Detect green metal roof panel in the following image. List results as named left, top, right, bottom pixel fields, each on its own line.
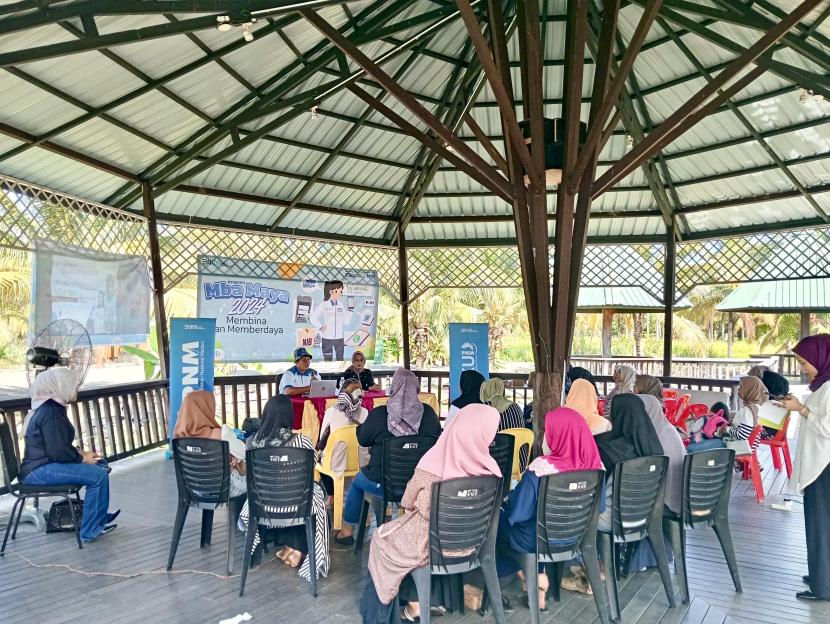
left=578, top=286, right=692, bottom=311
left=716, top=278, right=830, bottom=312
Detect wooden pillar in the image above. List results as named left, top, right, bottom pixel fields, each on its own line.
left=142, top=182, right=169, bottom=378
left=800, top=308, right=811, bottom=339
left=601, top=308, right=614, bottom=358
left=397, top=223, right=411, bottom=369
left=663, top=230, right=675, bottom=377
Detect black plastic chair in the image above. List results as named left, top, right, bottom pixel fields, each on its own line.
left=488, top=433, right=515, bottom=499
left=0, top=421, right=83, bottom=554
left=663, top=448, right=741, bottom=604
left=167, top=438, right=245, bottom=575
left=597, top=455, right=676, bottom=621
left=409, top=475, right=506, bottom=624
left=353, top=434, right=438, bottom=551
left=512, top=470, right=612, bottom=624
left=239, top=446, right=317, bottom=597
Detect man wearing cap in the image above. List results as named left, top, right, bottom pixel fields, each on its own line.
left=279, top=347, right=320, bottom=396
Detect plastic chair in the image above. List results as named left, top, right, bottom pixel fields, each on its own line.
left=597, top=455, right=676, bottom=621
left=488, top=433, right=515, bottom=499
left=663, top=397, right=679, bottom=424
left=760, top=415, right=792, bottom=478
left=734, top=426, right=764, bottom=503
left=0, top=421, right=83, bottom=554
left=499, top=427, right=534, bottom=482
left=671, top=394, right=691, bottom=427
left=513, top=470, right=612, bottom=624
left=167, top=438, right=245, bottom=575
left=314, top=424, right=359, bottom=530
left=662, top=389, right=678, bottom=400
left=597, top=398, right=607, bottom=415
left=678, top=403, right=708, bottom=433
left=353, top=434, right=438, bottom=551
left=663, top=449, right=741, bottom=604
left=408, top=475, right=506, bottom=624
left=240, top=447, right=317, bottom=597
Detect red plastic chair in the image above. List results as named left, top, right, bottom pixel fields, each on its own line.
left=668, top=395, right=690, bottom=428
left=735, top=425, right=764, bottom=503
left=760, top=415, right=793, bottom=478
left=662, top=388, right=678, bottom=400
left=597, top=398, right=607, bottom=415
left=663, top=397, right=679, bottom=424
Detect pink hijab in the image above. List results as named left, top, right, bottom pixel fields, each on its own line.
left=417, top=404, right=501, bottom=480
left=528, top=407, right=604, bottom=476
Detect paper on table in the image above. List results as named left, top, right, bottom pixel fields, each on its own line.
left=757, top=401, right=788, bottom=430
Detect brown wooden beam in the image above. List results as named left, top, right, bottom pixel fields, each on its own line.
left=567, top=0, right=664, bottom=190
left=463, top=113, right=509, bottom=175
left=398, top=223, right=411, bottom=369
left=142, top=182, right=169, bottom=377
left=663, top=227, right=676, bottom=377
left=300, top=5, right=513, bottom=203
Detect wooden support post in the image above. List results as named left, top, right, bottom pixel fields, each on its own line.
left=800, top=308, right=811, bottom=340
left=398, top=224, right=411, bottom=369
left=602, top=309, right=614, bottom=358
left=663, top=229, right=676, bottom=377
left=142, top=181, right=169, bottom=378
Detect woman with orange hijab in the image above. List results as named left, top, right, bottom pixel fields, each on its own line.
left=566, top=378, right=612, bottom=435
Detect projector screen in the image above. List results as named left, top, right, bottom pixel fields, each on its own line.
left=31, top=240, right=152, bottom=345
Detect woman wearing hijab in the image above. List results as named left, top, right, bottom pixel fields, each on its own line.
left=359, top=404, right=502, bottom=623
left=236, top=395, right=330, bottom=582
left=498, top=407, right=604, bottom=608
left=776, top=335, right=830, bottom=601
left=565, top=378, right=612, bottom=435
left=173, top=390, right=247, bottom=498
left=565, top=366, right=599, bottom=396
left=334, top=368, right=441, bottom=546
left=594, top=394, right=664, bottom=532
left=342, top=350, right=381, bottom=391
left=480, top=377, right=525, bottom=430
left=319, top=379, right=370, bottom=474
left=602, top=364, right=637, bottom=418
left=747, top=364, right=770, bottom=380
left=446, top=369, right=485, bottom=425
left=20, top=367, right=119, bottom=543
left=634, top=375, right=664, bottom=404
left=720, top=376, right=767, bottom=452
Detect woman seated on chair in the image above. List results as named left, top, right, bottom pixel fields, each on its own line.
left=565, top=366, right=599, bottom=396
left=688, top=376, right=765, bottom=454
left=497, top=407, right=604, bottom=607
left=359, top=404, right=502, bottom=623
left=318, top=379, right=370, bottom=494
left=565, top=378, right=612, bottom=435
left=446, top=369, right=486, bottom=425
left=480, top=377, right=525, bottom=430
left=20, top=366, right=120, bottom=543
left=602, top=365, right=638, bottom=418
left=173, top=390, right=247, bottom=498
left=334, top=368, right=441, bottom=546
left=634, top=375, right=664, bottom=405
left=341, top=350, right=382, bottom=392
left=237, top=395, right=330, bottom=582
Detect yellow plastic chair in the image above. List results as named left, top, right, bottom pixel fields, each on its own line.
left=314, top=424, right=360, bottom=530
left=499, top=428, right=535, bottom=485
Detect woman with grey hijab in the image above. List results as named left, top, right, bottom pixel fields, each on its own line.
left=334, top=368, right=441, bottom=546
left=638, top=394, right=687, bottom=514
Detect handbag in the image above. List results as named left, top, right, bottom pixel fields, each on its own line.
left=45, top=498, right=84, bottom=533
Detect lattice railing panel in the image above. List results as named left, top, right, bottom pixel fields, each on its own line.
left=676, top=228, right=830, bottom=295
left=407, top=246, right=523, bottom=300
left=159, top=223, right=399, bottom=299
left=0, top=174, right=148, bottom=257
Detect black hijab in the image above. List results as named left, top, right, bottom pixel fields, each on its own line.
left=595, top=394, right=664, bottom=472
left=253, top=395, right=295, bottom=446
left=452, top=370, right=486, bottom=409
left=761, top=370, right=789, bottom=397
left=566, top=366, right=599, bottom=395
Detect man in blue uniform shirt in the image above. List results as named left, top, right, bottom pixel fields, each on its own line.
left=279, top=347, right=320, bottom=396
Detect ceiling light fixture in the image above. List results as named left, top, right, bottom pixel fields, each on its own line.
left=216, top=15, right=232, bottom=32
left=242, top=21, right=254, bottom=42
left=626, top=134, right=634, bottom=150
left=799, top=88, right=811, bottom=104
left=310, top=106, right=319, bottom=121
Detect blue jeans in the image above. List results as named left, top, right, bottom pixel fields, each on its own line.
left=342, top=470, right=381, bottom=527
left=687, top=438, right=726, bottom=454
left=25, top=462, right=110, bottom=541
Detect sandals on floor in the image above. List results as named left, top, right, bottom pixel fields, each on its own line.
left=400, top=605, right=419, bottom=622
left=560, top=574, right=593, bottom=595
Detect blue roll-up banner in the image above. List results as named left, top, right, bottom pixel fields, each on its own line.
left=168, top=318, right=216, bottom=447
left=449, top=323, right=489, bottom=402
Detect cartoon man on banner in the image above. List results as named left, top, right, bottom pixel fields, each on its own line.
left=311, top=279, right=354, bottom=361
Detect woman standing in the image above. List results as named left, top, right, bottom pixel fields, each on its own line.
left=480, top=377, right=525, bottom=430
left=20, top=367, right=119, bottom=543
left=565, top=378, right=611, bottom=435
left=359, top=404, right=502, bottom=623
left=237, top=395, right=329, bottom=582
left=446, top=369, right=485, bottom=425
left=777, top=335, right=830, bottom=602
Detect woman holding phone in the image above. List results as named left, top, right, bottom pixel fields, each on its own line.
left=776, top=335, right=830, bottom=602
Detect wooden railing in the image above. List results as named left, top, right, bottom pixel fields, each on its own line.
left=569, top=356, right=777, bottom=380
left=1, top=370, right=740, bottom=465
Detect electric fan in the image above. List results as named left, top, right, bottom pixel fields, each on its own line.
left=25, top=319, right=93, bottom=387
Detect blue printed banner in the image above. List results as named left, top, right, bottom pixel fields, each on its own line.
left=449, top=323, right=489, bottom=402
left=168, top=317, right=216, bottom=443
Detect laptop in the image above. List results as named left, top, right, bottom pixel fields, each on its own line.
left=308, top=379, right=337, bottom=398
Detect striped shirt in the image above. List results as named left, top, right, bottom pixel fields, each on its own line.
left=726, top=405, right=760, bottom=451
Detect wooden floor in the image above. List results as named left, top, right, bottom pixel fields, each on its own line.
left=1, top=443, right=829, bottom=624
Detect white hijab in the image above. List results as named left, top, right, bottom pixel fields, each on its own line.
left=23, top=366, right=79, bottom=434
left=615, top=365, right=637, bottom=394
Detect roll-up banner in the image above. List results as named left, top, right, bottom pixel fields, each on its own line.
left=168, top=318, right=216, bottom=445
left=449, top=323, right=490, bottom=402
